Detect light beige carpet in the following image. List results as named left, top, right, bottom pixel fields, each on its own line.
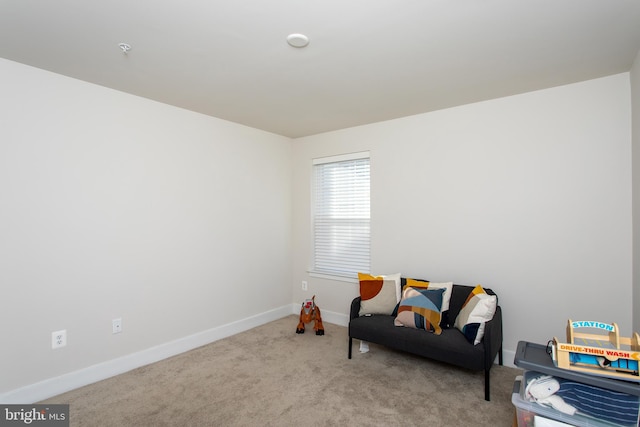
left=41, top=315, right=522, bottom=426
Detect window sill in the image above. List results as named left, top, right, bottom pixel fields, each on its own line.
left=308, top=271, right=358, bottom=284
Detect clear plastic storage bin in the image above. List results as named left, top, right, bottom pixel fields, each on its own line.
left=512, top=373, right=640, bottom=427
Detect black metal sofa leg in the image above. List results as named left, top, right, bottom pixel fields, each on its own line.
left=348, top=337, right=352, bottom=359
left=485, top=369, right=490, bottom=401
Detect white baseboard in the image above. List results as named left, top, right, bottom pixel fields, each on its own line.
left=1, top=305, right=514, bottom=404
left=502, top=348, right=516, bottom=369
left=0, top=305, right=292, bottom=404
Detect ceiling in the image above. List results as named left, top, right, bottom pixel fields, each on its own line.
left=1, top=1, right=640, bottom=138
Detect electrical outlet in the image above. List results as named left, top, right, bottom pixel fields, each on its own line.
left=112, top=318, right=122, bottom=334
left=52, top=330, right=67, bottom=349
left=302, top=281, right=308, bottom=291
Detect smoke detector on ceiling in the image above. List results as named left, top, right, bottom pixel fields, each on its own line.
left=287, top=34, right=309, bottom=48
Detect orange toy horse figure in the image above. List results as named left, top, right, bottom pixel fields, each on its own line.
left=296, top=295, right=325, bottom=335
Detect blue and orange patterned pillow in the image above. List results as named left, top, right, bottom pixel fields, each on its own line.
left=402, top=278, right=453, bottom=327
left=394, top=287, right=445, bottom=334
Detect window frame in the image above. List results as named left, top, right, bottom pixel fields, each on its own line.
left=309, top=151, right=371, bottom=282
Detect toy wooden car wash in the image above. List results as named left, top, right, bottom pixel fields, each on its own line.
left=551, top=319, right=640, bottom=381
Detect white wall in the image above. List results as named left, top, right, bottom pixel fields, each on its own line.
left=0, top=58, right=292, bottom=398
left=292, top=73, right=632, bottom=357
left=632, top=50, right=640, bottom=335
left=1, top=55, right=633, bottom=401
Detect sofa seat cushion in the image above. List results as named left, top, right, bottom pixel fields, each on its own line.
left=349, top=314, right=486, bottom=371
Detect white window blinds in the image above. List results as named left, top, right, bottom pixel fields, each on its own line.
left=312, top=152, right=370, bottom=278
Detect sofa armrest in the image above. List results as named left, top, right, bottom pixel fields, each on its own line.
left=482, top=305, right=503, bottom=369
left=350, top=297, right=362, bottom=320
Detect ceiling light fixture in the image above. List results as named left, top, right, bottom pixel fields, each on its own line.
left=287, top=34, right=309, bottom=48
left=118, top=43, right=131, bottom=54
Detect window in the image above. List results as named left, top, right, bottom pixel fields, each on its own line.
left=311, top=152, right=370, bottom=279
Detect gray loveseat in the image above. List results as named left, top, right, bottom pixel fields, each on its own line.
left=348, top=281, right=503, bottom=401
